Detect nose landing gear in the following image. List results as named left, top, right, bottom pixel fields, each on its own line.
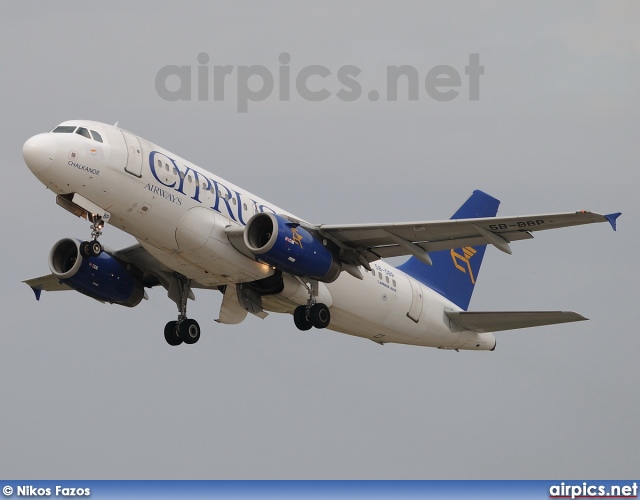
left=79, top=214, right=104, bottom=258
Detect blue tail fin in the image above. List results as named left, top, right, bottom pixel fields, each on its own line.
left=396, top=190, right=500, bottom=310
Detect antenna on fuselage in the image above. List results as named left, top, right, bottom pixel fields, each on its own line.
left=113, top=121, right=119, bottom=127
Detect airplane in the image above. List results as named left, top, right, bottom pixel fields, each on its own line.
left=22, top=120, right=621, bottom=350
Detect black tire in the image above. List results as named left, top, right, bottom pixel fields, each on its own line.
left=293, top=305, right=313, bottom=331
left=90, top=240, right=103, bottom=256
left=164, top=321, right=182, bottom=346
left=80, top=241, right=92, bottom=258
left=180, top=318, right=201, bottom=344
left=311, top=303, right=331, bottom=329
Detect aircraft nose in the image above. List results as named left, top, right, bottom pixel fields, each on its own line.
left=23, top=133, right=57, bottom=173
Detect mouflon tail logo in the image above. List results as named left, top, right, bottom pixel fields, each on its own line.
left=451, top=247, right=477, bottom=284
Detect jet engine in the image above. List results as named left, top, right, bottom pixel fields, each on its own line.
left=244, top=213, right=341, bottom=282
left=48, top=238, right=145, bottom=307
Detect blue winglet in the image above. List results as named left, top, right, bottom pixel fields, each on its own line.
left=604, top=212, right=622, bottom=231
left=31, top=287, right=42, bottom=301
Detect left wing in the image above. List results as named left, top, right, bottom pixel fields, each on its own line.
left=24, top=274, right=73, bottom=300
left=317, top=210, right=621, bottom=267
left=24, top=243, right=181, bottom=301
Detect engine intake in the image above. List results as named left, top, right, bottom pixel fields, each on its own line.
left=244, top=213, right=341, bottom=282
left=49, top=238, right=145, bottom=307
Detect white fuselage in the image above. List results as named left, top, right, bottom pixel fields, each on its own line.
left=24, top=120, right=495, bottom=350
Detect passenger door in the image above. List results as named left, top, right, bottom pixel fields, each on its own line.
left=406, top=278, right=424, bottom=323
left=121, top=130, right=143, bottom=177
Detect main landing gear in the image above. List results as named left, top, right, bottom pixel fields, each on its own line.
left=164, top=318, right=201, bottom=346
left=293, top=303, right=330, bottom=330
left=79, top=214, right=104, bottom=258
left=293, top=279, right=331, bottom=331
left=164, top=274, right=201, bottom=346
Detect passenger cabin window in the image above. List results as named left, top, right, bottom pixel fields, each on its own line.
left=90, top=130, right=103, bottom=143
left=52, top=125, right=77, bottom=133
left=76, top=127, right=91, bottom=139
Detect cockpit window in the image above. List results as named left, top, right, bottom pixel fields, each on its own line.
left=90, top=130, right=103, bottom=143
left=52, top=125, right=77, bottom=133
left=76, top=127, right=91, bottom=139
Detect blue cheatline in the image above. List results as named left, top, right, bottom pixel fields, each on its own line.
left=396, top=190, right=500, bottom=311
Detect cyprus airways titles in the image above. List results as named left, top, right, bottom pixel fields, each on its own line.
left=22, top=120, right=620, bottom=350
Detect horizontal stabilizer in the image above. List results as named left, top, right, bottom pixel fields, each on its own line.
left=445, top=310, right=587, bottom=333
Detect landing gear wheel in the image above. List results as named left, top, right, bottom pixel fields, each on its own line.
left=80, top=240, right=102, bottom=257
left=180, top=318, right=201, bottom=344
left=164, top=321, right=182, bottom=346
left=90, top=240, right=103, bottom=256
left=165, top=274, right=201, bottom=346
left=80, top=241, right=92, bottom=258
left=310, top=303, right=331, bottom=329
left=293, top=305, right=313, bottom=331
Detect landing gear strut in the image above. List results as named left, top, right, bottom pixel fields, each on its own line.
left=79, top=214, right=104, bottom=258
left=293, top=279, right=331, bottom=331
left=164, top=274, right=201, bottom=346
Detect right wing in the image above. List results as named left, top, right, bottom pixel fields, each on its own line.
left=318, top=210, right=621, bottom=267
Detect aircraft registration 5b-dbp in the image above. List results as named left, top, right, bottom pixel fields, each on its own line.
left=22, top=121, right=621, bottom=349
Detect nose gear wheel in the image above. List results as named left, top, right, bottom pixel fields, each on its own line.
left=79, top=214, right=104, bottom=258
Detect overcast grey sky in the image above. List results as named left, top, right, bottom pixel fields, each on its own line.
left=1, top=1, right=638, bottom=479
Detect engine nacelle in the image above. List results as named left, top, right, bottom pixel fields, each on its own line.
left=48, top=238, right=145, bottom=307
left=244, top=213, right=341, bottom=282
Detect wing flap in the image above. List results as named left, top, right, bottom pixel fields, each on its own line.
left=370, top=231, right=534, bottom=259
left=445, top=311, right=587, bottom=333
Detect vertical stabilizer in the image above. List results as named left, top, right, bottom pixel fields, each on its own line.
left=396, top=190, right=500, bottom=310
